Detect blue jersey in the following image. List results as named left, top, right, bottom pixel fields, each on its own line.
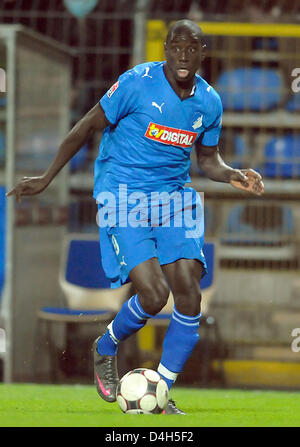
left=93, top=61, right=222, bottom=201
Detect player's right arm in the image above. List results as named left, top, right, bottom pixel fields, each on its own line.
left=6, top=104, right=109, bottom=202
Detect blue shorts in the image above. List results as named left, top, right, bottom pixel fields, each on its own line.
left=97, top=187, right=206, bottom=288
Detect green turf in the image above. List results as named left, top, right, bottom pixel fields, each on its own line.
left=0, top=384, right=299, bottom=427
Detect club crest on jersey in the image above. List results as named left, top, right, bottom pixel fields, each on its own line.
left=145, top=122, right=198, bottom=148
left=107, top=81, right=119, bottom=98
left=192, top=115, right=203, bottom=130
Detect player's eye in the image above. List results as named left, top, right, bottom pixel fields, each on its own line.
left=188, top=47, right=197, bottom=54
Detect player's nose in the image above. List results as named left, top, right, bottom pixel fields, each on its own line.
left=178, top=50, right=188, bottom=62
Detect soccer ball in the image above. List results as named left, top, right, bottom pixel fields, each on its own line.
left=116, top=368, right=169, bottom=414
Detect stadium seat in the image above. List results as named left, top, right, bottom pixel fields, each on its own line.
left=286, top=93, right=300, bottom=112
left=35, top=234, right=131, bottom=381
left=221, top=203, right=294, bottom=246
left=231, top=135, right=248, bottom=170
left=58, top=234, right=131, bottom=311
left=216, top=67, right=284, bottom=111
left=0, top=185, right=6, bottom=301
left=70, top=143, right=88, bottom=172
left=261, top=134, right=300, bottom=178
left=219, top=203, right=297, bottom=267
left=253, top=37, right=278, bottom=51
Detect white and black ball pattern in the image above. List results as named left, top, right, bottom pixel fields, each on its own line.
left=116, top=368, right=169, bottom=414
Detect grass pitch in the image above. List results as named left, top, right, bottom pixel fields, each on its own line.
left=0, top=383, right=299, bottom=427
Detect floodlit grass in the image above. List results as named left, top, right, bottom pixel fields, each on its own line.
left=0, top=384, right=299, bottom=427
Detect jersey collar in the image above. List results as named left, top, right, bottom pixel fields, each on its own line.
left=162, top=62, right=197, bottom=101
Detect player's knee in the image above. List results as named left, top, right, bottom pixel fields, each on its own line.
left=138, top=279, right=170, bottom=315
left=174, top=288, right=202, bottom=316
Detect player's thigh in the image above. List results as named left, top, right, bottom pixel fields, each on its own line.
left=161, top=257, right=203, bottom=317
left=106, top=225, right=170, bottom=314
left=129, top=257, right=170, bottom=314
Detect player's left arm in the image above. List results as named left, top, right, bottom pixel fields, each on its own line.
left=196, top=143, right=264, bottom=196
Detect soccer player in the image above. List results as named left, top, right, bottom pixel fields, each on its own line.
left=7, top=19, right=264, bottom=414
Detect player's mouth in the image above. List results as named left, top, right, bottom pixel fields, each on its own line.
left=176, top=68, right=190, bottom=79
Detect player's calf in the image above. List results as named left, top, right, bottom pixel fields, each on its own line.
left=93, top=293, right=155, bottom=402
left=158, top=306, right=201, bottom=389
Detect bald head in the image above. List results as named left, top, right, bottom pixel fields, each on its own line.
left=166, top=19, right=203, bottom=45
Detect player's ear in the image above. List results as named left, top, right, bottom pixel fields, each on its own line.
left=201, top=43, right=206, bottom=62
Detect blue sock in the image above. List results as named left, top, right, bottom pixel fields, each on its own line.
left=157, top=306, right=201, bottom=389
left=97, top=294, right=153, bottom=356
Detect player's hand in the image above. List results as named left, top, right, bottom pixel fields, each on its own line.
left=229, top=169, right=264, bottom=196
left=6, top=176, right=49, bottom=203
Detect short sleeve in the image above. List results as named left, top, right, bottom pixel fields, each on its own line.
left=100, top=70, right=138, bottom=126
left=201, top=94, right=223, bottom=147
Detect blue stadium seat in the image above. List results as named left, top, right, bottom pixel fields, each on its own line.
left=58, top=235, right=131, bottom=310
left=35, top=234, right=131, bottom=381
left=216, top=67, right=283, bottom=111
left=0, top=185, right=6, bottom=299
left=70, top=143, right=88, bottom=172
left=38, top=307, right=110, bottom=319
left=231, top=134, right=248, bottom=169
left=262, top=134, right=300, bottom=178
left=65, top=238, right=111, bottom=289
left=286, top=93, right=300, bottom=112
left=221, top=204, right=293, bottom=246
left=253, top=37, right=278, bottom=50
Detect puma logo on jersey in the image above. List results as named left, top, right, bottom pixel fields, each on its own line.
left=192, top=115, right=203, bottom=130
left=152, top=101, right=164, bottom=114
left=142, top=67, right=152, bottom=78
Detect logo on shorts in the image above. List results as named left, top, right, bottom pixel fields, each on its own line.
left=120, top=256, right=127, bottom=266
left=145, top=122, right=198, bottom=148
left=111, top=235, right=120, bottom=255
left=107, top=81, right=119, bottom=98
